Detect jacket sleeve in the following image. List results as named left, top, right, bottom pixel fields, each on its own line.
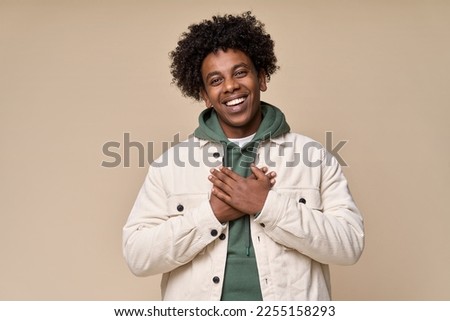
left=254, top=150, right=365, bottom=265
left=122, top=165, right=225, bottom=277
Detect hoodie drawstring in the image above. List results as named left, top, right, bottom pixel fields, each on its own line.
left=245, top=216, right=251, bottom=256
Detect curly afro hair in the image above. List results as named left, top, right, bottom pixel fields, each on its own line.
left=169, top=11, right=278, bottom=101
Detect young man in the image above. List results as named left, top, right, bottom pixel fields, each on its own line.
left=123, top=12, right=364, bottom=300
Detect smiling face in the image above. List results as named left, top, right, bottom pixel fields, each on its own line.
left=200, top=49, right=267, bottom=138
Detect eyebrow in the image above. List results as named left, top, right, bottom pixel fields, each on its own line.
left=204, top=63, right=251, bottom=80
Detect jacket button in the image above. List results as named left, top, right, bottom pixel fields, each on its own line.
left=211, top=229, right=218, bottom=237
left=260, top=223, right=265, bottom=228
left=219, top=233, right=226, bottom=240
left=212, top=276, right=220, bottom=284
left=213, top=152, right=221, bottom=158
left=176, top=204, right=184, bottom=212
left=299, top=198, right=306, bottom=204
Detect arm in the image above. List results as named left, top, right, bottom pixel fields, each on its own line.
left=254, top=150, right=365, bottom=265
left=122, top=166, right=224, bottom=277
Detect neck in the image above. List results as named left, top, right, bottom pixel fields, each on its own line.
left=220, top=112, right=262, bottom=139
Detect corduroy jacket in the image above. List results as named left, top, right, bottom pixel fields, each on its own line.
left=123, top=132, right=364, bottom=300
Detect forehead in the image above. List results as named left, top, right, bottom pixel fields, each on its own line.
left=201, top=49, right=254, bottom=76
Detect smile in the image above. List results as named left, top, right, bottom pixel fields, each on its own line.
left=225, top=97, right=246, bottom=106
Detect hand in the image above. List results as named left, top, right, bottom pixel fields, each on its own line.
left=209, top=166, right=276, bottom=223
left=209, top=164, right=276, bottom=217
left=209, top=193, right=244, bottom=223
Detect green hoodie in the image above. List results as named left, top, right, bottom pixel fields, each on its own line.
left=194, top=102, right=290, bottom=300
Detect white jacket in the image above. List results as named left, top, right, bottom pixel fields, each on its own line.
left=123, top=132, right=364, bottom=300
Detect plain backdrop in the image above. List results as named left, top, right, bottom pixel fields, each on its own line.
left=1, top=0, right=449, bottom=300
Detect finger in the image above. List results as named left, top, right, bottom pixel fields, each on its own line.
left=217, top=166, right=242, bottom=182
left=248, top=166, right=272, bottom=180
left=267, top=171, right=277, bottom=178
left=269, top=178, right=276, bottom=187
left=211, top=186, right=232, bottom=204
left=209, top=168, right=235, bottom=186
left=267, top=171, right=277, bottom=186
left=208, top=174, right=233, bottom=195
left=250, top=164, right=269, bottom=180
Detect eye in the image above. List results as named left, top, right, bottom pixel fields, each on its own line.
left=235, top=70, right=248, bottom=78
left=210, top=77, right=223, bottom=86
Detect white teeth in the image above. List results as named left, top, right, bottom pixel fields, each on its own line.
left=225, top=97, right=245, bottom=106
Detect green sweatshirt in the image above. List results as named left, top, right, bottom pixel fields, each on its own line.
left=194, top=102, right=290, bottom=300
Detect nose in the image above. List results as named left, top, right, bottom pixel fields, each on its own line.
left=223, top=76, right=239, bottom=93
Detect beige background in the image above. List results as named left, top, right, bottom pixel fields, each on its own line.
left=1, top=0, right=449, bottom=300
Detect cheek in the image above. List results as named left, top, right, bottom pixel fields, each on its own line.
left=210, top=90, right=223, bottom=104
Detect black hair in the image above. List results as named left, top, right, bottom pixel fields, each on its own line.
left=169, top=11, right=278, bottom=101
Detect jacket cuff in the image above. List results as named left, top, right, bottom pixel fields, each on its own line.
left=194, top=199, right=227, bottom=236
left=253, top=190, right=283, bottom=230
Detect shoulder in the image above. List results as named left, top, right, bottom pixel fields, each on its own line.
left=150, top=135, right=220, bottom=169
left=272, top=132, right=325, bottom=150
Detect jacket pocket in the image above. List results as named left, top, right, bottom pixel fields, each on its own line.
left=275, top=187, right=322, bottom=211
left=166, top=193, right=209, bottom=217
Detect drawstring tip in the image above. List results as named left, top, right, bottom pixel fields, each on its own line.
left=246, top=247, right=250, bottom=257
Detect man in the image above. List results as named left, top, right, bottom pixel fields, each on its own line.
left=123, top=12, right=364, bottom=300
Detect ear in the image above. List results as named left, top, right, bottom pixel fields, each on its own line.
left=258, top=70, right=268, bottom=92
left=200, top=88, right=213, bottom=108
